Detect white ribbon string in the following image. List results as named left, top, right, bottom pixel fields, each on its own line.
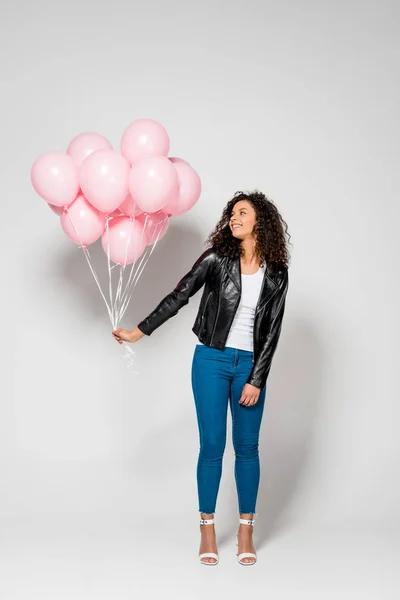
left=116, top=215, right=167, bottom=322
left=64, top=207, right=167, bottom=372
left=66, top=209, right=113, bottom=323
left=105, top=217, right=116, bottom=329
left=112, top=216, right=137, bottom=370
left=113, top=212, right=137, bottom=321
left=114, top=213, right=149, bottom=322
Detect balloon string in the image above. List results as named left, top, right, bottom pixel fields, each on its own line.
left=117, top=215, right=167, bottom=322
left=112, top=213, right=136, bottom=323
left=105, top=217, right=116, bottom=329
left=116, top=246, right=150, bottom=323
left=131, top=216, right=167, bottom=291
left=117, top=202, right=142, bottom=304
left=116, top=213, right=149, bottom=312
left=66, top=209, right=134, bottom=366
left=114, top=213, right=150, bottom=323
left=116, top=216, right=152, bottom=321
left=66, top=209, right=113, bottom=323
left=64, top=207, right=166, bottom=371
left=133, top=216, right=167, bottom=291
left=114, top=263, right=125, bottom=323
left=113, top=204, right=149, bottom=372
left=113, top=210, right=137, bottom=322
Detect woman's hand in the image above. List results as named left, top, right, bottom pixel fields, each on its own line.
left=112, top=326, right=145, bottom=345
left=239, top=383, right=261, bottom=406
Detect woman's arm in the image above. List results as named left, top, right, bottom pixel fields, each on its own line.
left=246, top=268, right=289, bottom=389
left=136, top=247, right=216, bottom=336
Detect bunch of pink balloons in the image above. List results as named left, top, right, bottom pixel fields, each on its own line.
left=31, top=119, right=202, bottom=265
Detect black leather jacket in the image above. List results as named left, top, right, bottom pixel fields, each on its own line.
left=138, top=247, right=289, bottom=390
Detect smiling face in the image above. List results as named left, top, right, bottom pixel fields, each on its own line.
left=229, top=200, right=257, bottom=240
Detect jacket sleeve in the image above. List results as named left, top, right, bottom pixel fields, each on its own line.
left=137, top=247, right=216, bottom=336
left=247, top=268, right=289, bottom=389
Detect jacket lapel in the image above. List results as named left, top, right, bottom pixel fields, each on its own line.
left=225, top=255, right=277, bottom=313
left=226, top=256, right=241, bottom=292
left=255, top=268, right=278, bottom=314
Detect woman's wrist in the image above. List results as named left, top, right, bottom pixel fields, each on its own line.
left=131, top=326, right=145, bottom=341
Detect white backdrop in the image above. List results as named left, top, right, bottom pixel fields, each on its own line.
left=2, top=0, right=399, bottom=598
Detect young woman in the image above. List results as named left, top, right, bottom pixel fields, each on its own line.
left=113, top=190, right=291, bottom=566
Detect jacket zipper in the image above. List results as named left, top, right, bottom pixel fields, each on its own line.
left=201, top=291, right=212, bottom=330
left=252, top=271, right=278, bottom=364
left=219, top=294, right=241, bottom=348
left=209, top=278, right=222, bottom=345
left=270, top=283, right=287, bottom=325
left=253, top=282, right=286, bottom=364
left=252, top=271, right=267, bottom=362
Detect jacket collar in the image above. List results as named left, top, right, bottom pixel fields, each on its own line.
left=225, top=255, right=277, bottom=312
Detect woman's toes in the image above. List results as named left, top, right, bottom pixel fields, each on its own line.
left=201, top=557, right=216, bottom=564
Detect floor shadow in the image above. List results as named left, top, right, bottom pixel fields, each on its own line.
left=254, top=320, right=324, bottom=545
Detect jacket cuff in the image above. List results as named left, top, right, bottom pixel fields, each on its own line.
left=247, top=374, right=267, bottom=390
left=247, top=363, right=271, bottom=389
left=137, top=321, right=153, bottom=336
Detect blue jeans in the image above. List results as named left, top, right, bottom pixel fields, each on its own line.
left=191, top=344, right=267, bottom=514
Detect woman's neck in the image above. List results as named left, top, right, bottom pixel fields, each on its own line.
left=240, top=238, right=259, bottom=266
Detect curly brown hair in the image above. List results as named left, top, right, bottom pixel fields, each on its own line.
left=206, top=190, right=292, bottom=268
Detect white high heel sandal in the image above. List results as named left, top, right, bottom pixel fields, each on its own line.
left=236, top=517, right=257, bottom=565
left=199, top=516, right=219, bottom=565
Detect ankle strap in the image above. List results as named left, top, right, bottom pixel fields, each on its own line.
left=200, top=518, right=214, bottom=525
left=239, top=518, right=255, bottom=526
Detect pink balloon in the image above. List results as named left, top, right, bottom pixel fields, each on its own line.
left=163, top=157, right=202, bottom=216
left=61, top=194, right=107, bottom=245
left=108, top=209, right=123, bottom=218
left=67, top=132, right=112, bottom=167
left=101, top=216, right=147, bottom=266
left=48, top=203, right=63, bottom=216
left=31, top=152, right=79, bottom=207
left=120, top=119, right=170, bottom=165
left=79, top=149, right=130, bottom=213
left=138, top=211, right=169, bottom=245
left=118, top=194, right=144, bottom=217
left=128, top=156, right=179, bottom=213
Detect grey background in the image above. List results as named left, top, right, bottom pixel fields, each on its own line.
left=1, top=0, right=399, bottom=597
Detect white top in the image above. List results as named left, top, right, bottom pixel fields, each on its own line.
left=197, top=264, right=265, bottom=352
left=225, top=264, right=265, bottom=352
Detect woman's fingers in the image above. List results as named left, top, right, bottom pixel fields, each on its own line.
left=239, top=383, right=260, bottom=406
left=112, top=330, right=124, bottom=344
left=240, top=394, right=250, bottom=406
left=239, top=394, right=259, bottom=406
